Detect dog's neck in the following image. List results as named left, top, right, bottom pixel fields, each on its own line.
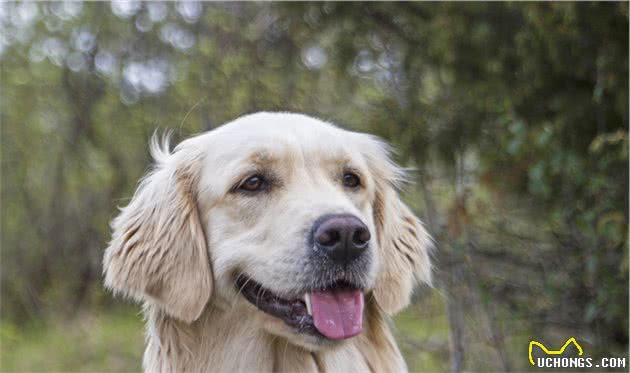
left=141, top=298, right=407, bottom=372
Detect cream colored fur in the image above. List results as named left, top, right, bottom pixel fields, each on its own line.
left=103, top=112, right=432, bottom=373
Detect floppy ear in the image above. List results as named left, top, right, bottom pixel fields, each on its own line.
left=103, top=137, right=213, bottom=323
left=362, top=136, right=433, bottom=315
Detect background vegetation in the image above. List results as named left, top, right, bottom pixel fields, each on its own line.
left=1, top=2, right=628, bottom=372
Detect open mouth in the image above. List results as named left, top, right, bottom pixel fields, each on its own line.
left=235, top=275, right=365, bottom=340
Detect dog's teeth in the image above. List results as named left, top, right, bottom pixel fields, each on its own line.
left=304, top=293, right=312, bottom=315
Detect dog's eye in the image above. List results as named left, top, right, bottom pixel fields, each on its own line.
left=239, top=175, right=266, bottom=192
left=343, top=172, right=361, bottom=189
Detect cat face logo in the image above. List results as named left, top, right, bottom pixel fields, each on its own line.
left=528, top=337, right=584, bottom=366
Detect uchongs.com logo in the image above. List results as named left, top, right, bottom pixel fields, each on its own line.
left=528, top=337, right=627, bottom=369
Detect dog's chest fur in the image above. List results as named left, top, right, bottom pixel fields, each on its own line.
left=142, top=300, right=407, bottom=373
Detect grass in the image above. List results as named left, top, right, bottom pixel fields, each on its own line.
left=1, top=307, right=144, bottom=372
left=394, top=293, right=451, bottom=372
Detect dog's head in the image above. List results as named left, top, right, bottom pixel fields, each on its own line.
left=103, top=112, right=432, bottom=349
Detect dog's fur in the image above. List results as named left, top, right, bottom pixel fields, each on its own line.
left=103, top=112, right=432, bottom=372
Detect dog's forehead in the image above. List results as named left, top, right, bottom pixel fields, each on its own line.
left=205, top=112, right=359, bottom=160
left=220, top=112, right=346, bottom=140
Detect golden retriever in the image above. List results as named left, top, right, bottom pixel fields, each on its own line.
left=103, top=112, right=432, bottom=372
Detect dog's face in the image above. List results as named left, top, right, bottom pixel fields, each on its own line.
left=104, top=112, right=432, bottom=350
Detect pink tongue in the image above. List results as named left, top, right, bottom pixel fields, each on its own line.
left=310, top=289, right=364, bottom=340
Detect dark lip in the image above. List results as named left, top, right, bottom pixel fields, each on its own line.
left=234, top=274, right=361, bottom=339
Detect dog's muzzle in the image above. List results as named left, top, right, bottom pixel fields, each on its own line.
left=235, top=214, right=373, bottom=341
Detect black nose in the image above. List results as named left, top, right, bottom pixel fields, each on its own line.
left=312, top=214, right=371, bottom=265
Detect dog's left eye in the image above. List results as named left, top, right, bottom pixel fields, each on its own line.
left=239, top=175, right=267, bottom=192
left=343, top=172, right=361, bottom=188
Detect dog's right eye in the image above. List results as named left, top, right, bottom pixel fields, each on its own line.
left=342, top=172, right=361, bottom=189
left=238, top=175, right=267, bottom=192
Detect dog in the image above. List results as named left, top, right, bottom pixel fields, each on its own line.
left=103, top=112, right=432, bottom=372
